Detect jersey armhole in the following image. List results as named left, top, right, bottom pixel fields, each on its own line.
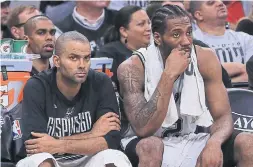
left=133, top=50, right=145, bottom=70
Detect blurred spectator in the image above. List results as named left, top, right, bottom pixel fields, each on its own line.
left=40, top=1, right=75, bottom=24
left=246, top=55, right=253, bottom=90
left=7, top=5, right=40, bottom=40
left=225, top=1, right=245, bottom=30
left=190, top=0, right=253, bottom=83
left=39, top=1, right=66, bottom=14
left=96, top=5, right=151, bottom=92
left=242, top=0, right=253, bottom=16
left=1, top=0, right=12, bottom=39
left=108, top=0, right=126, bottom=11
left=56, top=1, right=117, bottom=57
left=146, top=1, right=232, bottom=88
left=108, top=0, right=148, bottom=11
left=24, top=15, right=55, bottom=75
left=236, top=4, right=253, bottom=36
left=128, top=0, right=148, bottom=8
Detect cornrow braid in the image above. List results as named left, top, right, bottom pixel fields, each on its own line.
left=152, top=4, right=190, bottom=35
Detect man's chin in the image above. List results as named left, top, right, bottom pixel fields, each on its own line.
left=40, top=52, right=53, bottom=59
left=74, top=78, right=87, bottom=84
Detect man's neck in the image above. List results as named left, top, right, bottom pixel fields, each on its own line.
left=197, top=20, right=226, bottom=36
left=32, top=58, right=50, bottom=73
left=56, top=71, right=81, bottom=101
left=76, top=5, right=104, bottom=22
left=27, top=47, right=50, bottom=72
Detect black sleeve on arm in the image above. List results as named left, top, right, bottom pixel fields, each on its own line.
left=21, top=78, right=48, bottom=142
left=246, top=55, right=253, bottom=90
left=221, top=66, right=233, bottom=88
left=95, top=73, right=120, bottom=149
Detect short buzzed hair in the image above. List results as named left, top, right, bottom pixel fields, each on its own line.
left=24, top=15, right=50, bottom=36
left=7, top=5, right=37, bottom=29
left=55, top=31, right=90, bottom=56
left=189, top=1, right=204, bottom=19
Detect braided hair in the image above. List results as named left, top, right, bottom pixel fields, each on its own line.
left=152, top=4, right=190, bottom=35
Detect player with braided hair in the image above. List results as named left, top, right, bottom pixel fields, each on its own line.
left=118, top=4, right=253, bottom=167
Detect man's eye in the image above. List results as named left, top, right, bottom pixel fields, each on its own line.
left=37, top=31, right=45, bottom=35
left=85, top=56, right=90, bottom=61
left=173, top=33, right=180, bottom=38
left=50, top=30, right=56, bottom=36
left=186, top=31, right=192, bottom=36
left=70, top=57, right=77, bottom=61
left=138, top=22, right=145, bottom=26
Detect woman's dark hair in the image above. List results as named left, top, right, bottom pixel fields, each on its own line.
left=104, top=5, right=142, bottom=44
left=152, top=4, right=190, bottom=35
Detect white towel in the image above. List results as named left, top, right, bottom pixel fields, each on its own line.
left=140, top=44, right=213, bottom=128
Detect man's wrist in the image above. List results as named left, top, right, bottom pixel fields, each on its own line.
left=207, top=137, right=223, bottom=148
left=55, top=138, right=65, bottom=154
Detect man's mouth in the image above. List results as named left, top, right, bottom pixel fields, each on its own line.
left=75, top=72, right=87, bottom=77
left=44, top=44, right=54, bottom=51
left=218, top=7, right=226, bottom=12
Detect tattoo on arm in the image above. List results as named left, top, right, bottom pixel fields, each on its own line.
left=118, top=63, right=161, bottom=129
left=135, top=89, right=161, bottom=127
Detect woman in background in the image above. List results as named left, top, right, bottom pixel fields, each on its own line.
left=236, top=4, right=253, bottom=35
left=96, top=5, right=151, bottom=92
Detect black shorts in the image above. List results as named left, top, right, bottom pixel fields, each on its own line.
left=124, top=131, right=240, bottom=167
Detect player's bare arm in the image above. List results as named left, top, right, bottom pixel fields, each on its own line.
left=118, top=48, right=190, bottom=137
left=197, top=46, right=233, bottom=145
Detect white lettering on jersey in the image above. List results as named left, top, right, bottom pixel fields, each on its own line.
left=47, top=111, right=92, bottom=137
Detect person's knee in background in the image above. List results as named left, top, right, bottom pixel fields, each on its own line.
left=136, top=136, right=164, bottom=167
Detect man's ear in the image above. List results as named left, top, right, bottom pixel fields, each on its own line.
left=153, top=32, right=162, bottom=46
left=194, top=10, right=204, bottom=21
left=23, top=35, right=28, bottom=40
left=53, top=54, right=60, bottom=67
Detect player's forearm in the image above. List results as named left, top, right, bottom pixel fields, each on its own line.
left=57, top=137, right=108, bottom=155
left=59, top=131, right=97, bottom=140
left=208, top=113, right=233, bottom=146
left=133, top=72, right=176, bottom=137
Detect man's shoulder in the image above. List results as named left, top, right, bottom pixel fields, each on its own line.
left=55, top=14, right=74, bottom=32
left=87, top=69, right=111, bottom=84
left=226, top=29, right=252, bottom=39
left=195, top=45, right=222, bottom=79
left=193, top=39, right=209, bottom=48
left=195, top=45, right=216, bottom=62
left=105, top=8, right=118, bottom=22
left=99, top=41, right=121, bottom=53
left=24, top=76, right=45, bottom=94
left=117, top=55, right=145, bottom=83
left=28, top=68, right=55, bottom=89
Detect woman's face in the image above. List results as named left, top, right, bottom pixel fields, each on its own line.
left=124, top=10, right=151, bottom=49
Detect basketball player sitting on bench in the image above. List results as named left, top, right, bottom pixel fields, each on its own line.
left=118, top=5, right=253, bottom=167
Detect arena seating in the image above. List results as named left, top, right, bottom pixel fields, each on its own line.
left=227, top=88, right=253, bottom=133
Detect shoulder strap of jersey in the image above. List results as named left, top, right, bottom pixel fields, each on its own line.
left=133, top=50, right=146, bottom=69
